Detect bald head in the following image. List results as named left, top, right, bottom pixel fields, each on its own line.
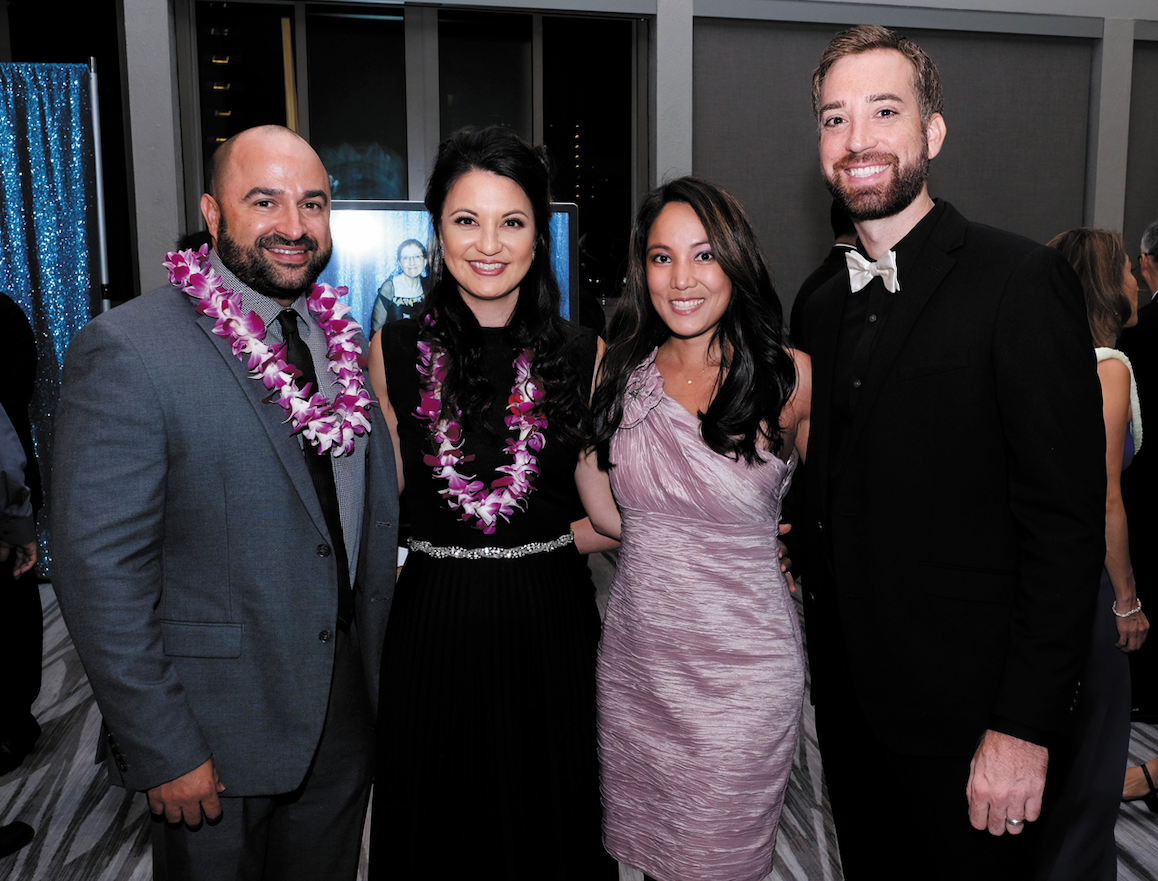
left=207, top=125, right=325, bottom=202
left=200, top=125, right=333, bottom=302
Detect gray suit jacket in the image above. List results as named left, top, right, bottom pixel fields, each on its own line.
left=51, top=282, right=399, bottom=794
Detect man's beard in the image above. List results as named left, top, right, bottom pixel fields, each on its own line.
left=215, top=215, right=332, bottom=300
left=824, top=136, right=930, bottom=222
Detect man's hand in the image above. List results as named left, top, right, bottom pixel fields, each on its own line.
left=778, top=522, right=795, bottom=594
left=146, top=757, right=225, bottom=826
left=966, top=730, right=1047, bottom=835
left=0, top=539, right=37, bottom=579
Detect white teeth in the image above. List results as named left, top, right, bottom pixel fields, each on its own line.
left=471, top=262, right=503, bottom=270
left=847, top=165, right=888, bottom=178
left=671, top=299, right=705, bottom=310
left=270, top=248, right=303, bottom=254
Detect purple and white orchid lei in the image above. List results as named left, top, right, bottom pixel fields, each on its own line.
left=164, top=245, right=373, bottom=456
left=415, top=326, right=547, bottom=534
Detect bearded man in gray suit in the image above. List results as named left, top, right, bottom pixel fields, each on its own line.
left=52, top=125, right=399, bottom=880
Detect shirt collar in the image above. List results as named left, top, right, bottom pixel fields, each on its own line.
left=853, top=198, right=947, bottom=280
left=208, top=250, right=310, bottom=340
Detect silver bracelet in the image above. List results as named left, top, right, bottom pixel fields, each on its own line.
left=407, top=531, right=575, bottom=560
left=1113, top=597, right=1142, bottom=618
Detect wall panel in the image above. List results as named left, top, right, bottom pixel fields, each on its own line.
left=1125, top=40, right=1158, bottom=252
left=693, top=17, right=1092, bottom=313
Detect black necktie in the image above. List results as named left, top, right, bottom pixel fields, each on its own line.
left=275, top=309, right=353, bottom=629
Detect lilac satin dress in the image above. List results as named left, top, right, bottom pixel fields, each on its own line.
left=597, top=352, right=804, bottom=881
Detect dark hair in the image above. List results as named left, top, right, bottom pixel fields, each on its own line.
left=418, top=126, right=588, bottom=443
left=1047, top=227, right=1133, bottom=347
left=396, top=238, right=427, bottom=264
left=812, top=24, right=943, bottom=126
left=591, top=175, right=796, bottom=465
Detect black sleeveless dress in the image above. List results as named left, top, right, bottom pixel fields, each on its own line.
left=370, top=319, right=614, bottom=878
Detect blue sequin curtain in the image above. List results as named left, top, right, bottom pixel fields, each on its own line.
left=0, top=63, right=97, bottom=573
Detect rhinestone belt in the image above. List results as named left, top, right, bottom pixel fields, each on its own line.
left=407, top=531, right=575, bottom=560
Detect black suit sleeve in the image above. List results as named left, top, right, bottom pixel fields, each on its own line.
left=987, top=246, right=1106, bottom=744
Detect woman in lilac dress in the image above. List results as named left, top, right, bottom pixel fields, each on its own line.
left=578, top=176, right=810, bottom=881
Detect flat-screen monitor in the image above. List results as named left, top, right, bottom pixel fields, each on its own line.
left=319, top=200, right=579, bottom=336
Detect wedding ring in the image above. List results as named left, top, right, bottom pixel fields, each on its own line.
left=1006, top=818, right=1025, bottom=827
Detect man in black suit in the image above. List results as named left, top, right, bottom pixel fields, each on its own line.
left=1122, top=221, right=1158, bottom=719
left=798, top=25, right=1105, bottom=880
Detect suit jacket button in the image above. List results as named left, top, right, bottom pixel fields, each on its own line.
left=317, top=544, right=331, bottom=557
left=318, top=630, right=332, bottom=643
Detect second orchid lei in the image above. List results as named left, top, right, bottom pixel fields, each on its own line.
left=165, top=245, right=373, bottom=456
left=415, top=321, right=547, bottom=534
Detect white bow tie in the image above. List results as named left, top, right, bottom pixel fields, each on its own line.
left=846, top=249, right=900, bottom=293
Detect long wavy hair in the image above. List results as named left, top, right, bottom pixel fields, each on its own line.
left=417, top=126, right=589, bottom=444
left=1047, top=227, right=1134, bottom=347
left=591, top=175, right=796, bottom=465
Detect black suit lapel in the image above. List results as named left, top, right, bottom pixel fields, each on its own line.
left=804, top=273, right=848, bottom=515
left=831, top=206, right=965, bottom=482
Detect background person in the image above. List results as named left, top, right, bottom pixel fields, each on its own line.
left=1038, top=227, right=1147, bottom=880
left=369, top=238, right=432, bottom=333
left=1121, top=221, right=1158, bottom=723
left=0, top=402, right=37, bottom=859
left=0, top=292, right=43, bottom=777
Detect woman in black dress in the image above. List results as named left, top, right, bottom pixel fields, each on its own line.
left=366, top=126, right=616, bottom=878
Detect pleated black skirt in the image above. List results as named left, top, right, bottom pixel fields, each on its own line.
left=369, top=544, right=616, bottom=878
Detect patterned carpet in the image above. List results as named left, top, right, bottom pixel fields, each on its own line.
left=1, top=575, right=1156, bottom=880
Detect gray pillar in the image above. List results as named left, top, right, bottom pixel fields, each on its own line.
left=1086, top=17, right=1135, bottom=230
left=122, top=0, right=184, bottom=297
left=655, top=0, right=693, bottom=181
left=405, top=5, right=440, bottom=202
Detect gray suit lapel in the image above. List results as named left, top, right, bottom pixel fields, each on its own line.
left=193, top=310, right=332, bottom=541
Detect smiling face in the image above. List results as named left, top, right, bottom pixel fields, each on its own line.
left=818, top=48, right=945, bottom=222
left=646, top=202, right=732, bottom=341
left=399, top=243, right=426, bottom=279
left=439, top=169, right=536, bottom=326
left=201, top=128, right=332, bottom=303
